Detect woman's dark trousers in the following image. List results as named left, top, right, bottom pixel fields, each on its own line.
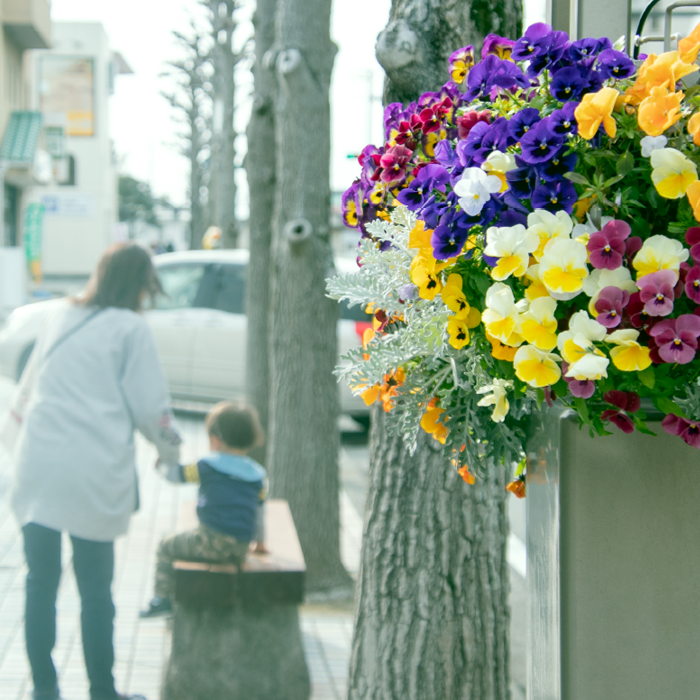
left=22, top=522, right=117, bottom=700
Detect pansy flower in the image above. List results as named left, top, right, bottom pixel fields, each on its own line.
left=482, top=150, right=517, bottom=191
left=549, top=102, right=579, bottom=137
left=410, top=251, right=442, bottom=300
left=531, top=180, right=577, bottom=213
left=561, top=361, right=596, bottom=398
left=550, top=66, right=588, bottom=102
left=511, top=23, right=552, bottom=61
left=685, top=266, right=700, bottom=303
left=574, top=87, right=619, bottom=140
left=464, top=54, right=530, bottom=102
left=640, top=135, right=667, bottom=157
left=651, top=147, right=698, bottom=199
left=527, top=209, right=573, bottom=260
left=513, top=345, right=562, bottom=387
left=686, top=227, right=700, bottom=263
left=536, top=149, right=577, bottom=183
left=477, top=378, right=513, bottom=422
left=431, top=222, right=471, bottom=261
left=539, top=238, right=589, bottom=299
left=596, top=49, right=635, bottom=80
left=638, top=86, right=684, bottom=137
left=447, top=316, right=471, bottom=349
left=441, top=274, right=470, bottom=319
left=633, top=234, right=690, bottom=278
left=567, top=37, right=610, bottom=61
left=558, top=310, right=609, bottom=380
left=688, top=113, right=700, bottom=147
left=520, top=119, right=563, bottom=164
left=456, top=110, right=492, bottom=139
left=508, top=108, right=541, bottom=142
left=506, top=162, right=539, bottom=200
left=521, top=296, right=558, bottom=351
left=341, top=181, right=361, bottom=228
left=607, top=329, right=652, bottom=371
left=594, top=286, right=629, bottom=327
left=662, top=414, right=700, bottom=448
left=483, top=224, right=539, bottom=280
left=636, top=269, right=678, bottom=316
left=626, top=292, right=652, bottom=328
left=482, top=283, right=523, bottom=345
left=420, top=398, right=449, bottom=444
left=601, top=390, right=641, bottom=434
left=687, top=180, right=700, bottom=222
left=449, top=46, right=475, bottom=84
left=587, top=219, right=630, bottom=270
left=453, top=167, right=502, bottom=216
left=482, top=34, right=515, bottom=60
left=378, top=144, right=414, bottom=184
left=649, top=314, right=700, bottom=364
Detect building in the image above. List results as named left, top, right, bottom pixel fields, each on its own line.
left=25, top=22, right=131, bottom=288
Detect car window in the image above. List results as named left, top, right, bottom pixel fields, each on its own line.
left=154, top=264, right=206, bottom=310
left=339, top=298, right=371, bottom=322
left=211, top=264, right=247, bottom=314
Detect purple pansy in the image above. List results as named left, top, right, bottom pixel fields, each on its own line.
left=662, top=414, right=700, bottom=448
left=649, top=314, right=700, bottom=364
left=398, top=283, right=419, bottom=302
left=456, top=110, right=492, bottom=140
left=341, top=181, right=361, bottom=229
left=506, top=158, right=539, bottom=199
left=601, top=390, right=640, bottom=434
left=464, top=55, right=530, bottom=102
left=594, top=286, right=630, bottom=328
left=566, top=37, right=611, bottom=62
left=520, top=119, right=563, bottom=164
left=482, top=34, right=515, bottom=60
left=637, top=269, right=678, bottom=317
left=685, top=266, right=700, bottom=303
left=524, top=31, right=570, bottom=78
left=549, top=102, right=579, bottom=136
left=685, top=227, right=700, bottom=263
left=511, top=23, right=552, bottom=60
left=561, top=363, right=596, bottom=398
left=587, top=219, right=630, bottom=270
left=537, top=149, right=577, bottom=181
left=531, top=179, right=577, bottom=213
left=508, top=108, right=541, bottom=142
left=550, top=66, right=588, bottom=101
left=596, top=49, right=636, bottom=80
left=626, top=292, right=651, bottom=329
left=625, top=236, right=643, bottom=260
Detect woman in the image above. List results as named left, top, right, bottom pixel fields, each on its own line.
left=10, top=243, right=181, bottom=700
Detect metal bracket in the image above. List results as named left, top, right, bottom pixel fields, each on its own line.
left=664, top=0, right=700, bottom=51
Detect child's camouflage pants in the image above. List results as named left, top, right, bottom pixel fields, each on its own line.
left=154, top=523, right=249, bottom=599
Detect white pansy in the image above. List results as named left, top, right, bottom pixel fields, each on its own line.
left=538, top=238, right=589, bottom=300
left=572, top=214, right=614, bottom=244
left=640, top=135, right=668, bottom=158
left=483, top=224, right=540, bottom=280
left=477, top=378, right=513, bottom=423
left=482, top=150, right=517, bottom=174
left=453, top=167, right=502, bottom=216
left=526, top=209, right=574, bottom=260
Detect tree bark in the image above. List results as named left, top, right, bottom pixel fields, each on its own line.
left=266, top=0, right=351, bottom=592
left=376, top=0, right=522, bottom=105
left=209, top=0, right=239, bottom=249
left=348, top=1, right=522, bottom=696
left=348, top=411, right=510, bottom=700
left=245, top=0, right=277, bottom=465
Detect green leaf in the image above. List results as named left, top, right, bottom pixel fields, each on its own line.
left=632, top=414, right=657, bottom=436
left=535, top=388, right=544, bottom=409
left=653, top=396, right=687, bottom=418
left=564, top=172, right=592, bottom=186
left=603, top=174, right=624, bottom=188
left=616, top=152, right=634, bottom=177
left=575, top=396, right=591, bottom=426
left=637, top=366, right=656, bottom=389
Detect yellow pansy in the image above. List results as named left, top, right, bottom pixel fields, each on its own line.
left=520, top=297, right=558, bottom=351
left=441, top=274, right=470, bottom=319
left=637, top=86, right=684, bottom=137
left=607, top=329, right=652, bottom=372
left=513, top=345, right=562, bottom=387
left=679, top=22, right=700, bottom=64
left=650, top=147, right=698, bottom=199
left=557, top=310, right=609, bottom=380
left=486, top=332, right=518, bottom=361
left=538, top=239, right=589, bottom=299
left=624, top=51, right=698, bottom=105
left=688, top=180, right=700, bottom=222
left=526, top=209, right=573, bottom=261
left=633, top=234, right=690, bottom=278
left=524, top=263, right=550, bottom=301
left=410, top=251, right=442, bottom=299
left=360, top=385, right=381, bottom=406
left=421, top=398, right=449, bottom=444
left=483, top=223, right=539, bottom=281
left=481, top=283, right=521, bottom=344
left=409, top=220, right=433, bottom=250
left=575, top=87, right=619, bottom=140
left=689, top=113, right=700, bottom=147
left=447, top=316, right=471, bottom=349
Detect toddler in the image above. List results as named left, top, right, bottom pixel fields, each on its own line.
left=140, top=401, right=267, bottom=617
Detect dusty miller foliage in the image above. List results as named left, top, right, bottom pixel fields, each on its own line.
left=328, top=207, right=534, bottom=476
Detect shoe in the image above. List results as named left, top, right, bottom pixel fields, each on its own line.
left=139, top=597, right=172, bottom=618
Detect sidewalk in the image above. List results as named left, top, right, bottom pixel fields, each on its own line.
left=0, top=376, right=525, bottom=700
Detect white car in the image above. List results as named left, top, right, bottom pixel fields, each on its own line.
left=0, top=250, right=370, bottom=422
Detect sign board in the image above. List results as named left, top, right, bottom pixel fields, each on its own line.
left=38, top=56, right=95, bottom=137
left=41, top=193, right=95, bottom=218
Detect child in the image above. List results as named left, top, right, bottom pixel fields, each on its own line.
left=140, top=401, right=267, bottom=618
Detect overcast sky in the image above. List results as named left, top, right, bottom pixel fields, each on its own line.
left=50, top=0, right=546, bottom=212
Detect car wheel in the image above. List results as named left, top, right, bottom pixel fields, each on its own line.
left=16, top=343, right=35, bottom=382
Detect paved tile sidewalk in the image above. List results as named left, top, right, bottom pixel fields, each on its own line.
left=0, top=382, right=360, bottom=700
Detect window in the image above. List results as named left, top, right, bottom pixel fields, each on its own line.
left=154, top=264, right=206, bottom=310
left=210, top=264, right=246, bottom=315
left=3, top=184, right=18, bottom=246
left=339, top=298, right=372, bottom=322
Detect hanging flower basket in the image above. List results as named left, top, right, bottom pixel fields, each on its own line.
left=328, top=21, right=700, bottom=485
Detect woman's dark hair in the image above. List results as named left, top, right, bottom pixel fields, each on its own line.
left=206, top=401, right=265, bottom=451
left=79, top=243, right=162, bottom=312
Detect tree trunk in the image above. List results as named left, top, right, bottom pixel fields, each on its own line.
left=267, top=0, right=351, bottom=592
left=348, top=411, right=510, bottom=700
left=376, top=0, right=522, bottom=105
left=348, top=1, right=522, bottom=696
left=245, top=0, right=277, bottom=465
left=209, top=0, right=239, bottom=249
left=189, top=110, right=207, bottom=250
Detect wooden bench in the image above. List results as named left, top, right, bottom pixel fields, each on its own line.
left=162, top=499, right=311, bottom=700
left=172, top=499, right=306, bottom=606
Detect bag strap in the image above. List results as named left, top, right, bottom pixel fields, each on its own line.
left=43, top=307, right=105, bottom=363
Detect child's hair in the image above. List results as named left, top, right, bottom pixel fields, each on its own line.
left=206, top=401, right=264, bottom=451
